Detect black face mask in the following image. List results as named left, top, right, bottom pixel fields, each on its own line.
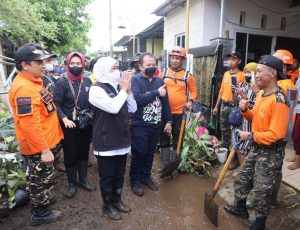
left=245, top=76, right=251, bottom=83
left=145, top=67, right=156, bottom=78
left=69, top=66, right=83, bottom=76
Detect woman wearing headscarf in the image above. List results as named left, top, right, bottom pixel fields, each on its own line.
left=54, top=52, right=95, bottom=198
left=233, top=62, right=259, bottom=165
left=89, top=57, right=137, bottom=221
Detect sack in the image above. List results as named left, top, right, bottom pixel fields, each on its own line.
left=228, top=107, right=243, bottom=127
left=76, top=109, right=93, bottom=129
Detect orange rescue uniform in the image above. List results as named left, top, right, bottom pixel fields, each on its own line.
left=242, top=90, right=289, bottom=145
left=289, top=69, right=299, bottom=84
left=9, top=72, right=63, bottom=155
left=219, top=71, right=245, bottom=102
left=277, top=79, right=296, bottom=95
left=159, top=68, right=197, bottom=114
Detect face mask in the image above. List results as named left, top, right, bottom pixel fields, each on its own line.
left=145, top=67, right=156, bottom=78
left=108, top=70, right=120, bottom=83
left=45, top=63, right=54, bottom=72
left=69, top=66, right=83, bottom=76
left=53, top=75, right=61, bottom=80
left=245, top=76, right=251, bottom=83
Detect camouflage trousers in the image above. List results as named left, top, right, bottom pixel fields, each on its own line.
left=24, top=154, right=55, bottom=209
left=233, top=147, right=283, bottom=218
left=220, top=102, right=234, bottom=149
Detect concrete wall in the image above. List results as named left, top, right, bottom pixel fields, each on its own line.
left=162, top=0, right=300, bottom=49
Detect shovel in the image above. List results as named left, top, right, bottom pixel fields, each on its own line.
left=204, top=129, right=240, bottom=227
left=208, top=85, right=216, bottom=130
left=160, top=109, right=190, bottom=178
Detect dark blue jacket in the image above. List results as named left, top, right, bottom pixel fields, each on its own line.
left=131, top=73, right=172, bottom=127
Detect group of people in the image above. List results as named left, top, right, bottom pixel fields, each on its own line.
left=8, top=43, right=197, bottom=225
left=8, top=41, right=300, bottom=229
left=213, top=49, right=299, bottom=230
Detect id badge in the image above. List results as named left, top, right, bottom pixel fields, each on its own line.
left=72, top=108, right=77, bottom=121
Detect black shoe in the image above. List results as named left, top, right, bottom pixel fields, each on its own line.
left=249, top=217, right=267, bottom=230
left=31, top=209, right=63, bottom=226
left=141, top=178, right=159, bottom=191
left=64, top=183, right=77, bottom=199
left=131, top=184, right=144, bottom=196
left=102, top=204, right=121, bottom=221
left=112, top=201, right=131, bottom=213
left=224, top=200, right=249, bottom=219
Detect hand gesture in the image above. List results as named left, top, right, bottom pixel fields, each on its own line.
left=119, top=72, right=130, bottom=92
left=62, top=117, right=76, bottom=128
left=41, top=149, right=54, bottom=163
left=239, top=99, right=250, bottom=111
left=158, top=85, right=166, bottom=97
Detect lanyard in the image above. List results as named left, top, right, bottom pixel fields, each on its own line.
left=64, top=76, right=83, bottom=109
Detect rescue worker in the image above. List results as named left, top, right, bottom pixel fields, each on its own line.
left=213, top=51, right=245, bottom=170
left=159, top=46, right=197, bottom=173
left=289, top=58, right=299, bottom=84
left=274, top=49, right=296, bottom=95
left=130, top=52, right=172, bottom=196
left=9, top=44, right=64, bottom=226
left=224, top=55, right=289, bottom=230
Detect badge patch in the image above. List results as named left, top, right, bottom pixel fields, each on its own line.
left=16, top=97, right=32, bottom=115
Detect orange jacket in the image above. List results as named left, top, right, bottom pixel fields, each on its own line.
left=278, top=79, right=296, bottom=95
left=242, top=90, right=289, bottom=145
left=159, top=68, right=197, bottom=114
left=9, top=72, right=63, bottom=155
left=219, top=71, right=245, bottom=102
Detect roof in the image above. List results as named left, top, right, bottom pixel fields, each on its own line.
left=136, top=18, right=164, bottom=39
left=152, top=0, right=186, bottom=16
left=114, top=35, right=133, bottom=46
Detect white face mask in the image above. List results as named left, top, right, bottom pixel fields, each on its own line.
left=45, top=63, right=54, bottom=72
left=108, top=70, right=120, bottom=83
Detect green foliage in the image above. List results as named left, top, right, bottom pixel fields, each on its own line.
left=178, top=112, right=214, bottom=176
left=0, top=157, right=27, bottom=209
left=0, top=0, right=57, bottom=44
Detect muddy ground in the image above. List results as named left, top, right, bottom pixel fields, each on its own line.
left=1, top=152, right=300, bottom=230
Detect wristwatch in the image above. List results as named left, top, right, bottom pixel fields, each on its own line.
left=248, top=132, right=253, bottom=140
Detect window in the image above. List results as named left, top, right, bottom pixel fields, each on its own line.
left=240, top=11, right=246, bottom=26
left=281, top=17, right=286, bottom=30
left=175, top=33, right=185, bottom=48
left=261, top=15, right=267, bottom=28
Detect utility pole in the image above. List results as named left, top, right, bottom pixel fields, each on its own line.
left=109, top=0, right=113, bottom=57
left=185, top=0, right=190, bottom=51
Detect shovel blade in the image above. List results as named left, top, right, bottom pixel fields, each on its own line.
left=204, top=192, right=218, bottom=227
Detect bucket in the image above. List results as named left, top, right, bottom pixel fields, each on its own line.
left=215, top=147, right=228, bottom=164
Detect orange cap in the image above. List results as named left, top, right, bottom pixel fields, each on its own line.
left=169, top=46, right=186, bottom=58
left=273, top=49, right=294, bottom=65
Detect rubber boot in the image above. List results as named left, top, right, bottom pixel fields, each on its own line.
left=30, top=206, right=63, bottom=226
left=112, top=188, right=131, bottom=213
left=102, top=189, right=121, bottom=221
left=158, top=148, right=170, bottom=173
left=64, top=166, right=77, bottom=198
left=249, top=217, right=267, bottom=230
left=78, top=160, right=95, bottom=191
left=224, top=199, right=249, bottom=219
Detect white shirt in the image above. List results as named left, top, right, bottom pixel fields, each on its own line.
left=89, top=84, right=137, bottom=156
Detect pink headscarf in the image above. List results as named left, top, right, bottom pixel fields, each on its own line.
left=65, top=51, right=85, bottom=81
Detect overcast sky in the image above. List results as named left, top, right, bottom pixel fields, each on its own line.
left=86, top=0, right=164, bottom=52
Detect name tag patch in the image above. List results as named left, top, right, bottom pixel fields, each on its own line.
left=16, top=97, right=32, bottom=115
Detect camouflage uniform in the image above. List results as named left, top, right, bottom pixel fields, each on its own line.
left=233, top=145, right=284, bottom=218
left=24, top=154, right=55, bottom=209
left=220, top=102, right=234, bottom=149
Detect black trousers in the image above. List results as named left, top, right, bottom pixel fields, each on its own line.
left=160, top=114, right=183, bottom=149
left=96, top=154, right=127, bottom=203
left=61, top=124, right=92, bottom=168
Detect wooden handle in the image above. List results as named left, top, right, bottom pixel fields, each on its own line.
left=210, top=149, right=236, bottom=200
left=176, top=119, right=186, bottom=155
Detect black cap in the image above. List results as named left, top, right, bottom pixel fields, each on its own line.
left=15, top=45, right=44, bottom=62
left=43, top=50, right=57, bottom=59
left=226, top=51, right=242, bottom=60
left=258, top=55, right=285, bottom=80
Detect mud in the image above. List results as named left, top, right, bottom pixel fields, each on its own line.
left=1, top=153, right=300, bottom=230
